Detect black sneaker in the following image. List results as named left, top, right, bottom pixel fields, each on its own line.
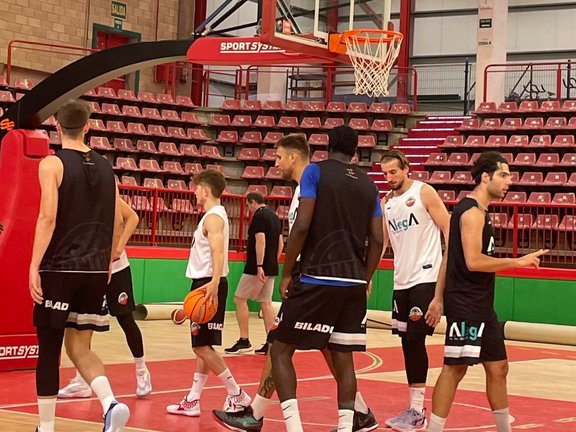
left=254, top=342, right=268, bottom=355
left=213, top=406, right=263, bottom=432
left=225, top=338, right=252, bottom=354
left=329, top=409, right=379, bottom=432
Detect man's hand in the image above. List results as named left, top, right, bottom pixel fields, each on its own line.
left=366, top=280, right=373, bottom=298
left=112, top=248, right=123, bottom=262
left=257, top=267, right=266, bottom=283
left=279, top=275, right=292, bottom=300
left=516, top=249, right=549, bottom=268
left=425, top=297, right=443, bottom=327
left=200, top=280, right=219, bottom=309
left=29, top=267, right=43, bottom=304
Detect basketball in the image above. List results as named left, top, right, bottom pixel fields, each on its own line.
left=171, top=308, right=187, bottom=325
left=183, top=289, right=217, bottom=324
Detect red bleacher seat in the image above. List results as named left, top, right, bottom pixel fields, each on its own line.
left=147, top=124, right=168, bottom=137
left=559, top=153, right=576, bottom=166
left=220, top=99, right=241, bottom=111
left=569, top=173, right=576, bottom=186
left=300, top=117, right=322, bottom=129
left=179, top=143, right=200, bottom=157
left=450, top=171, right=473, bottom=184
left=136, top=140, right=158, bottom=154
left=90, top=136, right=113, bottom=151
left=486, top=135, right=507, bottom=147
left=216, top=130, right=239, bottom=144
left=507, top=135, right=529, bottom=147
left=561, top=100, right=576, bottom=112
left=543, top=172, right=567, bottom=186
left=428, top=171, right=451, bottom=184
left=117, top=89, right=137, bottom=101
left=438, top=190, right=456, bottom=201
left=311, top=151, right=328, bottom=162
left=263, top=131, right=284, bottom=144
left=368, top=102, right=390, bottom=113
left=121, top=176, right=138, bottom=186
left=163, top=161, right=185, bottom=175
left=424, top=153, right=447, bottom=165
left=464, top=135, right=485, bottom=147
left=241, top=166, right=265, bottom=179
left=89, top=119, right=107, bottom=132
left=568, top=117, right=576, bottom=129
left=358, top=135, right=376, bottom=148
left=138, top=91, right=158, bottom=104
left=87, top=101, right=101, bottom=113
left=501, top=117, right=522, bottom=130
left=536, top=153, right=559, bottom=166
left=261, top=148, right=277, bottom=161
left=523, top=117, right=544, bottom=129
left=458, top=118, right=480, bottom=130
left=410, top=171, right=429, bottom=182
left=114, top=157, right=139, bottom=171
left=533, top=214, right=559, bottom=230
left=122, top=105, right=142, bottom=117
left=347, top=102, right=368, bottom=113
left=200, top=145, right=222, bottom=160
left=474, top=102, right=497, bottom=114
left=167, top=126, right=187, bottom=140
left=527, top=192, right=551, bottom=204
left=445, top=152, right=468, bottom=166
left=97, top=87, right=116, bottom=98
left=545, top=117, right=567, bottom=129
left=277, top=116, right=299, bottom=128
left=127, top=122, right=148, bottom=135
left=181, top=111, right=201, bottom=124
left=161, top=109, right=181, bottom=122
left=101, top=103, right=122, bottom=116
left=441, top=136, right=464, bottom=147
left=131, top=196, right=153, bottom=212
left=501, top=153, right=514, bottom=164
left=285, top=101, right=303, bottom=111
left=492, top=213, right=509, bottom=228
left=558, top=215, right=576, bottom=232
left=156, top=93, right=177, bottom=106
left=308, top=133, right=329, bottom=146
left=507, top=213, right=533, bottom=230
left=140, top=159, right=164, bottom=172
left=187, top=128, right=210, bottom=141
left=518, top=100, right=539, bottom=112
left=539, top=100, right=561, bottom=112
left=479, top=118, right=501, bottom=130
left=553, top=192, right=575, bottom=204
left=254, top=115, right=276, bottom=128
left=513, top=153, right=537, bottom=166
left=371, top=119, right=393, bottom=132
left=456, top=191, right=473, bottom=200
left=349, top=118, right=370, bottom=130
left=206, top=164, right=224, bottom=174
left=142, top=107, right=162, bottom=120
left=113, top=138, right=136, bottom=152
left=503, top=191, right=526, bottom=203
left=323, top=118, right=345, bottom=129
left=143, top=178, right=164, bottom=189
left=326, top=101, right=346, bottom=112
left=262, top=100, right=283, bottom=111
left=518, top=171, right=543, bottom=185
left=232, top=115, right=252, bottom=127
left=390, top=103, right=411, bottom=114
left=238, top=148, right=260, bottom=161
left=552, top=135, right=574, bottom=147
left=497, top=101, right=518, bottom=113
left=269, top=186, right=293, bottom=198
left=106, top=121, right=127, bottom=134
left=528, top=134, right=551, bottom=148
left=265, top=167, right=282, bottom=179
left=175, top=95, right=197, bottom=108
left=185, top=163, right=203, bottom=175
left=240, top=100, right=261, bottom=111
left=240, top=131, right=262, bottom=144
left=158, top=142, right=180, bottom=156
left=171, top=198, right=196, bottom=214
left=210, top=114, right=231, bottom=127
left=468, top=153, right=481, bottom=166
left=246, top=185, right=268, bottom=196
left=167, top=180, right=187, bottom=190
left=302, top=101, right=325, bottom=112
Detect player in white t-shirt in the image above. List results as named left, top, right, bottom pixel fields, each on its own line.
left=58, top=197, right=152, bottom=399
left=380, top=150, right=450, bottom=432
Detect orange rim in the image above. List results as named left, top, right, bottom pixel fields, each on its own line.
left=328, top=29, right=403, bottom=55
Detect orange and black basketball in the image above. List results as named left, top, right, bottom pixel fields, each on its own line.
left=183, top=289, right=216, bottom=324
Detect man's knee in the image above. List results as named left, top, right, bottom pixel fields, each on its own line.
left=484, top=360, right=509, bottom=380
left=442, top=364, right=468, bottom=382
left=64, top=329, right=93, bottom=360
left=192, top=345, right=213, bottom=358
left=233, top=295, right=247, bottom=306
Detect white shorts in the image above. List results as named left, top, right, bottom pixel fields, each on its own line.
left=235, top=274, right=275, bottom=302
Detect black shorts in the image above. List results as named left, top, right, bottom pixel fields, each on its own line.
left=392, top=283, right=435, bottom=337
left=189, top=277, right=228, bottom=348
left=267, top=281, right=367, bottom=352
left=34, top=271, right=109, bottom=332
left=106, top=267, right=136, bottom=317
left=444, top=317, right=507, bottom=366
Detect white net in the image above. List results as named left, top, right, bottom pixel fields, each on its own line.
left=344, top=31, right=403, bottom=97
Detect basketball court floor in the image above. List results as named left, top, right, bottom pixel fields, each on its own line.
left=1, top=314, right=575, bottom=431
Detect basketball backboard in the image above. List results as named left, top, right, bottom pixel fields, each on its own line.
left=261, top=0, right=393, bottom=63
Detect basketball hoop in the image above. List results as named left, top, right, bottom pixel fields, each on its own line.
left=329, top=29, right=403, bottom=98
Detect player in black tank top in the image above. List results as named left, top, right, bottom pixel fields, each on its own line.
left=426, top=152, right=548, bottom=432
left=28, top=100, right=130, bottom=432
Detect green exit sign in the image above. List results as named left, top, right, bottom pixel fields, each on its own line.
left=111, top=1, right=127, bottom=20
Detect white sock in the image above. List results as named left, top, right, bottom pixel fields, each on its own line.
left=428, top=413, right=446, bottom=432
left=90, top=376, right=116, bottom=414
left=493, top=408, right=512, bottom=432
left=218, top=368, right=241, bottom=396
left=38, top=398, right=56, bottom=432
left=187, top=372, right=208, bottom=400
left=252, top=394, right=273, bottom=420
left=134, top=356, right=146, bottom=370
left=338, top=409, right=354, bottom=432
left=281, top=399, right=303, bottom=432
left=409, top=386, right=425, bottom=413
left=354, top=391, right=369, bottom=414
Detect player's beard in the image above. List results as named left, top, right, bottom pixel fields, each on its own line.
left=391, top=179, right=404, bottom=191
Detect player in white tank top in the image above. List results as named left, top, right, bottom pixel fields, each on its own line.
left=380, top=150, right=450, bottom=429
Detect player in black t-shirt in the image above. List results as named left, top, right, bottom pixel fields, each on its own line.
left=226, top=191, right=283, bottom=355
left=425, top=151, right=548, bottom=432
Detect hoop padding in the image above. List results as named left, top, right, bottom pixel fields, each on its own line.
left=343, top=29, right=403, bottom=97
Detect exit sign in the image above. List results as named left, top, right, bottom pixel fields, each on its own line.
left=111, top=1, right=127, bottom=20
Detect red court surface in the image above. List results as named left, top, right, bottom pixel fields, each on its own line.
left=1, top=345, right=575, bottom=431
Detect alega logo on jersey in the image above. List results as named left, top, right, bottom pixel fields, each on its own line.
left=448, top=321, right=485, bottom=341
left=388, top=213, right=419, bottom=233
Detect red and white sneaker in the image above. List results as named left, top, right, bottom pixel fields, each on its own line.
left=223, top=388, right=252, bottom=413
left=166, top=396, right=201, bottom=417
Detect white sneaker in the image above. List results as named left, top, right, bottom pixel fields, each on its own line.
left=58, top=375, right=92, bottom=398
left=103, top=401, right=130, bottom=432
left=136, top=368, right=152, bottom=398
left=223, top=388, right=252, bottom=413
left=166, top=396, right=201, bottom=417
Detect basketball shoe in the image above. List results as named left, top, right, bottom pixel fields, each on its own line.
left=103, top=401, right=130, bottom=432
left=213, top=406, right=264, bottom=432
left=223, top=388, right=252, bottom=412
left=136, top=368, right=152, bottom=398
left=225, top=338, right=252, bottom=354
left=166, top=396, right=201, bottom=416
left=390, top=408, right=427, bottom=432
left=58, top=374, right=92, bottom=398
left=329, top=409, right=378, bottom=432
left=254, top=342, right=269, bottom=355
